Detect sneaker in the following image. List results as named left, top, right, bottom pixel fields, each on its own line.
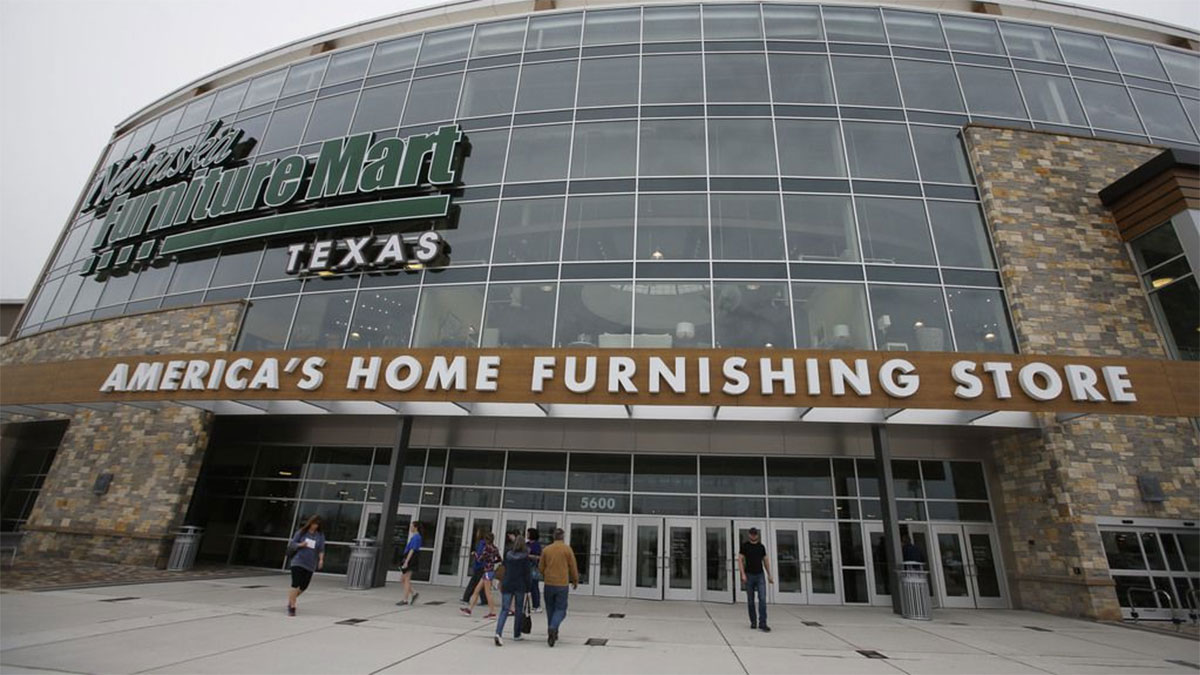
left=287, top=606, right=296, bottom=617
left=548, top=629, right=557, bottom=647
left=396, top=600, right=409, bottom=606
left=411, top=592, right=420, bottom=605
left=513, top=635, right=524, bottom=641
left=760, top=625, right=772, bottom=633
left=484, top=612, right=498, bottom=619
left=494, top=635, right=503, bottom=647
left=750, top=623, right=757, bottom=630
left=460, top=607, right=472, bottom=617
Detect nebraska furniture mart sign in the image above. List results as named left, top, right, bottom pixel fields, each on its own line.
left=3, top=349, right=1196, bottom=417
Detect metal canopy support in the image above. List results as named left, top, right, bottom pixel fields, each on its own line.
left=373, top=415, right=413, bottom=587
left=872, top=424, right=904, bottom=615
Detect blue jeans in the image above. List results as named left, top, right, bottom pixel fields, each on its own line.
left=495, top=591, right=526, bottom=637
left=544, top=585, right=569, bottom=631
left=745, top=573, right=768, bottom=626
left=529, top=578, right=541, bottom=609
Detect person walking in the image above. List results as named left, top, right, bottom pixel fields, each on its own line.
left=461, top=532, right=500, bottom=618
left=526, top=528, right=543, bottom=613
left=493, top=538, right=533, bottom=646
left=285, top=515, right=325, bottom=617
left=538, top=528, right=578, bottom=647
left=738, top=527, right=773, bottom=632
left=461, top=528, right=486, bottom=604
left=396, top=521, right=424, bottom=606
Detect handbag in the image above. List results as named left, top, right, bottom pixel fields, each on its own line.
left=521, top=594, right=533, bottom=635
left=495, top=563, right=506, bottom=582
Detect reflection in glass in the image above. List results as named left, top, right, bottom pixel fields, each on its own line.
left=351, top=83, right=408, bottom=134
left=769, top=54, right=833, bottom=104
left=1076, top=80, right=1145, bottom=134
left=911, top=126, right=972, bottom=184
left=776, top=530, right=802, bottom=593
left=1018, top=73, right=1086, bottom=126
left=764, top=4, right=823, bottom=40
left=556, top=282, right=633, bottom=348
left=1131, top=90, right=1198, bottom=141
left=634, top=455, right=697, bottom=493
left=570, top=522, right=592, bottom=584
left=969, top=533, right=1002, bottom=597
left=947, top=287, right=1014, bottom=353
left=705, top=54, right=770, bottom=103
left=438, top=516, right=465, bottom=576
left=708, top=119, right=777, bottom=175
left=1056, top=31, right=1115, bottom=69
left=516, top=61, right=578, bottom=111
left=844, top=122, right=917, bottom=180
left=325, top=47, right=371, bottom=85
left=402, top=74, right=464, bottom=125
left=288, top=292, right=354, bottom=349
left=472, top=19, right=526, bottom=57
left=785, top=195, right=857, bottom=261
left=713, top=282, right=792, bottom=348
left=1109, top=40, right=1167, bottom=80
left=957, top=66, right=1027, bottom=118
left=641, top=55, right=704, bottom=104
left=831, top=57, right=901, bottom=107
left=493, top=198, right=564, bottom=263
left=710, top=194, right=784, bottom=260
left=938, top=532, right=969, bottom=596
left=1149, top=276, right=1199, bottom=361
left=563, top=195, right=635, bottom=261
left=793, top=282, right=872, bottom=350
left=882, top=10, right=945, bottom=48
left=776, top=120, right=845, bottom=177
left=639, top=119, right=706, bottom=176
left=302, top=93, right=356, bottom=143
left=809, top=529, right=837, bottom=595
left=767, top=458, right=832, bottom=496
left=417, top=27, right=472, bottom=66
left=526, top=12, right=582, bottom=51
left=942, top=16, right=1004, bottom=55
left=450, top=201, right=498, bottom=266
left=927, top=200, right=994, bottom=268
left=577, top=56, right=639, bottom=107
left=703, top=4, right=762, bottom=40
left=636, top=525, right=659, bottom=589
left=671, top=526, right=694, bottom=589
left=237, top=296, right=297, bottom=350
left=855, top=197, right=936, bottom=265
left=99, top=273, right=138, bottom=311
left=411, top=285, right=485, bottom=347
left=895, top=60, right=964, bottom=112
left=599, top=523, right=624, bottom=586
left=583, top=8, right=641, bottom=46
left=1001, top=23, right=1061, bottom=62
left=241, top=70, right=284, bottom=110
left=572, top=121, right=637, bottom=178
left=481, top=283, right=557, bottom=346
left=369, top=37, right=421, bottom=75
left=505, top=124, right=571, bottom=182
left=644, top=6, right=700, bottom=41
left=637, top=194, right=709, bottom=260
left=260, top=104, right=312, bottom=153
left=700, top=456, right=765, bottom=494
left=282, top=58, right=328, bottom=96
left=505, top=451, right=566, bottom=489
left=823, top=6, right=886, bottom=43
left=635, top=282, right=712, bottom=348
left=869, top=284, right=951, bottom=352
left=458, top=67, right=518, bottom=117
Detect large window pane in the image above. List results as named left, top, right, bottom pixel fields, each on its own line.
left=418, top=27, right=472, bottom=66
left=701, top=456, right=765, bottom=494
left=911, top=126, right=972, bottom=184
left=459, top=128, right=509, bottom=185
left=1056, top=31, right=1114, bottom=69
left=635, top=282, right=711, bottom=348
left=708, top=119, right=777, bottom=175
left=584, top=8, right=640, bottom=45
left=260, top=104, right=311, bottom=153
left=764, top=4, right=822, bottom=39
left=563, top=195, right=635, bottom=261
left=776, top=119, right=845, bottom=177
left=324, top=47, right=371, bottom=85
left=714, top=282, right=792, bottom=348
left=942, top=16, right=1004, bottom=55
left=634, top=455, right=697, bottom=493
left=844, top=122, right=917, bottom=180
left=351, top=83, right=407, bottom=134
left=642, top=55, right=704, bottom=104
left=1151, top=276, right=1199, bottom=361
left=767, top=458, right=831, bottom=496
left=640, top=119, right=707, bottom=176
left=1158, top=49, right=1200, bottom=85
left=287, top=292, right=354, bottom=349
left=572, top=121, right=637, bottom=178
left=946, top=287, right=1015, bottom=353
left=369, top=37, right=420, bottom=75
left=167, top=256, right=217, bottom=294
left=237, top=296, right=297, bottom=350
left=506, top=452, right=567, bottom=489
left=516, top=61, right=578, bottom=111
left=793, top=282, right=871, bottom=350
left=1017, top=73, right=1086, bottom=126
left=856, top=197, right=935, bottom=266
left=505, top=124, right=571, bottom=182
left=347, top=288, right=417, bottom=348
left=922, top=461, right=988, bottom=500
left=705, top=54, right=770, bottom=103
left=472, top=19, right=527, bottom=57
left=282, top=58, right=327, bottom=96
left=1076, top=80, right=1145, bottom=133
left=1130, top=225, right=1183, bottom=270
left=882, top=10, right=944, bottom=49
left=556, top=282, right=633, bottom=348
left=703, top=5, right=762, bottom=40
left=447, top=449, right=505, bottom=486
left=957, top=66, right=1027, bottom=118
left=526, top=13, right=582, bottom=51
left=211, top=247, right=263, bottom=287
left=1109, top=40, right=1167, bottom=80
left=895, top=60, right=964, bottom=112
left=458, top=66, right=518, bottom=117
left=710, top=193, right=784, bottom=260
left=129, top=263, right=171, bottom=301
left=449, top=201, right=497, bottom=266
left=644, top=6, right=700, bottom=41
left=493, top=198, right=565, bottom=263
left=832, top=57, right=901, bottom=107
left=869, top=285, right=951, bottom=352
left=302, top=93, right=356, bottom=143
left=785, top=195, right=857, bottom=262
left=637, top=194, right=708, bottom=260
left=769, top=54, right=833, bottom=104
left=578, top=56, right=639, bottom=107
left=823, top=7, right=885, bottom=43
left=1001, top=23, right=1061, bottom=62
left=568, top=453, right=630, bottom=491
left=243, top=70, right=286, bottom=108
left=927, top=201, right=995, bottom=269
left=401, top=74, right=463, bottom=125
left=482, top=283, right=557, bottom=347
left=412, top=285, right=485, bottom=347
left=1131, top=90, right=1198, bottom=142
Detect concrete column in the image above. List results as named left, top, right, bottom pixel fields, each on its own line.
left=372, top=415, right=413, bottom=587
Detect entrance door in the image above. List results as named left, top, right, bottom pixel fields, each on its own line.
left=865, top=522, right=933, bottom=607
left=931, top=524, right=1007, bottom=609
left=374, top=505, right=421, bottom=583
left=565, top=515, right=629, bottom=597
left=733, top=520, right=769, bottom=606
left=631, top=517, right=664, bottom=600
left=701, top=519, right=732, bottom=602
left=433, top=509, right=497, bottom=587
left=665, top=518, right=699, bottom=601
left=769, top=521, right=841, bottom=605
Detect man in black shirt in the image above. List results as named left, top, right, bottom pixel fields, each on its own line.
left=738, top=528, right=773, bottom=632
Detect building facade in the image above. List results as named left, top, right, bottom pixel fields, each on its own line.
left=2, top=0, right=1197, bottom=622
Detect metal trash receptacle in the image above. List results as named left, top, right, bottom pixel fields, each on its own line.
left=167, top=526, right=204, bottom=571
left=346, top=538, right=378, bottom=590
left=899, top=562, right=932, bottom=620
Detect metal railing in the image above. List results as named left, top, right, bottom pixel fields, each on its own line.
left=1125, top=586, right=1184, bottom=631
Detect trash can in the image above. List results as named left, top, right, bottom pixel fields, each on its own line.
left=898, top=562, right=932, bottom=621
left=167, top=526, right=204, bottom=571
left=346, top=538, right=378, bottom=590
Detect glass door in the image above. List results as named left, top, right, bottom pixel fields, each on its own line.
left=802, top=522, right=841, bottom=606
left=666, top=518, right=699, bottom=601
left=566, top=516, right=595, bottom=595
left=433, top=509, right=496, bottom=587
left=770, top=522, right=805, bottom=604
left=701, top=519, right=732, bottom=602
left=632, top=517, right=663, bottom=600
left=1102, top=528, right=1199, bottom=620
left=964, top=524, right=1007, bottom=609
left=384, top=505, right=419, bottom=583
left=865, top=522, right=933, bottom=607
left=595, top=516, right=629, bottom=597
left=932, top=525, right=974, bottom=608
left=733, top=520, right=768, bottom=606
left=931, top=524, right=1007, bottom=609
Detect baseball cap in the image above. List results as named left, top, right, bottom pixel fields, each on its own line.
left=748, top=527, right=760, bottom=535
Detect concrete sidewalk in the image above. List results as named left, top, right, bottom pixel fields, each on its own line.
left=1, top=574, right=1196, bottom=674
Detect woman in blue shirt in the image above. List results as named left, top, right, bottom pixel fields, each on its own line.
left=398, top=520, right=424, bottom=606
left=286, top=515, right=325, bottom=617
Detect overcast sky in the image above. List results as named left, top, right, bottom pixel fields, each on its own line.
left=1, top=0, right=1197, bottom=302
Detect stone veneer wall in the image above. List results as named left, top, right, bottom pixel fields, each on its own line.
left=963, top=126, right=1199, bottom=620
left=0, top=302, right=244, bottom=566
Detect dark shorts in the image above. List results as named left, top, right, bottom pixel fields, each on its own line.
left=291, top=566, right=314, bottom=591
left=401, top=558, right=420, bottom=575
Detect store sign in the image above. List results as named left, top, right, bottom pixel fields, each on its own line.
left=81, top=122, right=465, bottom=277
left=2, top=348, right=1195, bottom=417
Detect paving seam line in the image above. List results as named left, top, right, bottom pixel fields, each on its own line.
left=0, top=610, right=235, bottom=654
left=701, top=604, right=751, bottom=675
left=907, top=622, right=1056, bottom=675
left=367, top=619, right=494, bottom=674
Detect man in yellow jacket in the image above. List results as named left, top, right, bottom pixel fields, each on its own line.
left=537, top=528, right=579, bottom=647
